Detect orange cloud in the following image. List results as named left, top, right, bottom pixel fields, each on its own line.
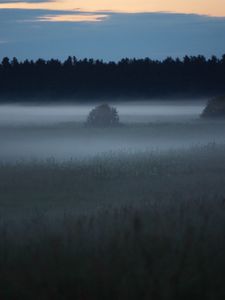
left=0, top=0, right=224, bottom=17
left=37, top=14, right=108, bottom=22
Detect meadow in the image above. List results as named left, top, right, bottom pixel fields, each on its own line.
left=0, top=141, right=225, bottom=299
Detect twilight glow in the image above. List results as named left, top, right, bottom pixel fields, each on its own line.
left=0, top=0, right=225, bottom=17
left=0, top=0, right=225, bottom=60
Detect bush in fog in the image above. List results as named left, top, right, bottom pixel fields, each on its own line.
left=202, top=95, right=225, bottom=118
left=86, top=104, right=119, bottom=127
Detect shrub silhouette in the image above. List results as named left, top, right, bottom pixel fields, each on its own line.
left=202, top=95, right=225, bottom=118
left=86, top=104, right=119, bottom=127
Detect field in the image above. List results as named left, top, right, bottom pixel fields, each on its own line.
left=1, top=137, right=225, bottom=299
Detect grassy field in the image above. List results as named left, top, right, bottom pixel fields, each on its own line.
left=0, top=143, right=225, bottom=299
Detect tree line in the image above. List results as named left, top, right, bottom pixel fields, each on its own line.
left=0, top=55, right=225, bottom=101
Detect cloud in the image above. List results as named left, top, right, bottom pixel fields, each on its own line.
left=0, top=9, right=225, bottom=61
left=36, top=14, right=108, bottom=22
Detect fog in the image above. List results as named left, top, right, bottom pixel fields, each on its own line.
left=0, top=100, right=224, bottom=162
left=0, top=101, right=204, bottom=126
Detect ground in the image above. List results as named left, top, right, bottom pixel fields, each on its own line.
left=0, top=136, right=225, bottom=299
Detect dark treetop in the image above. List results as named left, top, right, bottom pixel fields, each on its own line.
left=0, top=55, right=225, bottom=102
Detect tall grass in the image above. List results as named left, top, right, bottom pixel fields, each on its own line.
left=0, top=144, right=225, bottom=299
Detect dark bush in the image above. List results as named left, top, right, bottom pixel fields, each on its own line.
left=86, top=104, right=119, bottom=127
left=202, top=95, right=225, bottom=118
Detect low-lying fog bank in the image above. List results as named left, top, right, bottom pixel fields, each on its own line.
left=0, top=121, right=225, bottom=162
left=0, top=100, right=205, bottom=126
left=1, top=100, right=224, bottom=162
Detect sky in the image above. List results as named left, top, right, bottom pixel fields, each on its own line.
left=0, top=0, right=225, bottom=61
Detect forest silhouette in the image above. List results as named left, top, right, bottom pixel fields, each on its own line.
left=0, top=55, right=225, bottom=101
